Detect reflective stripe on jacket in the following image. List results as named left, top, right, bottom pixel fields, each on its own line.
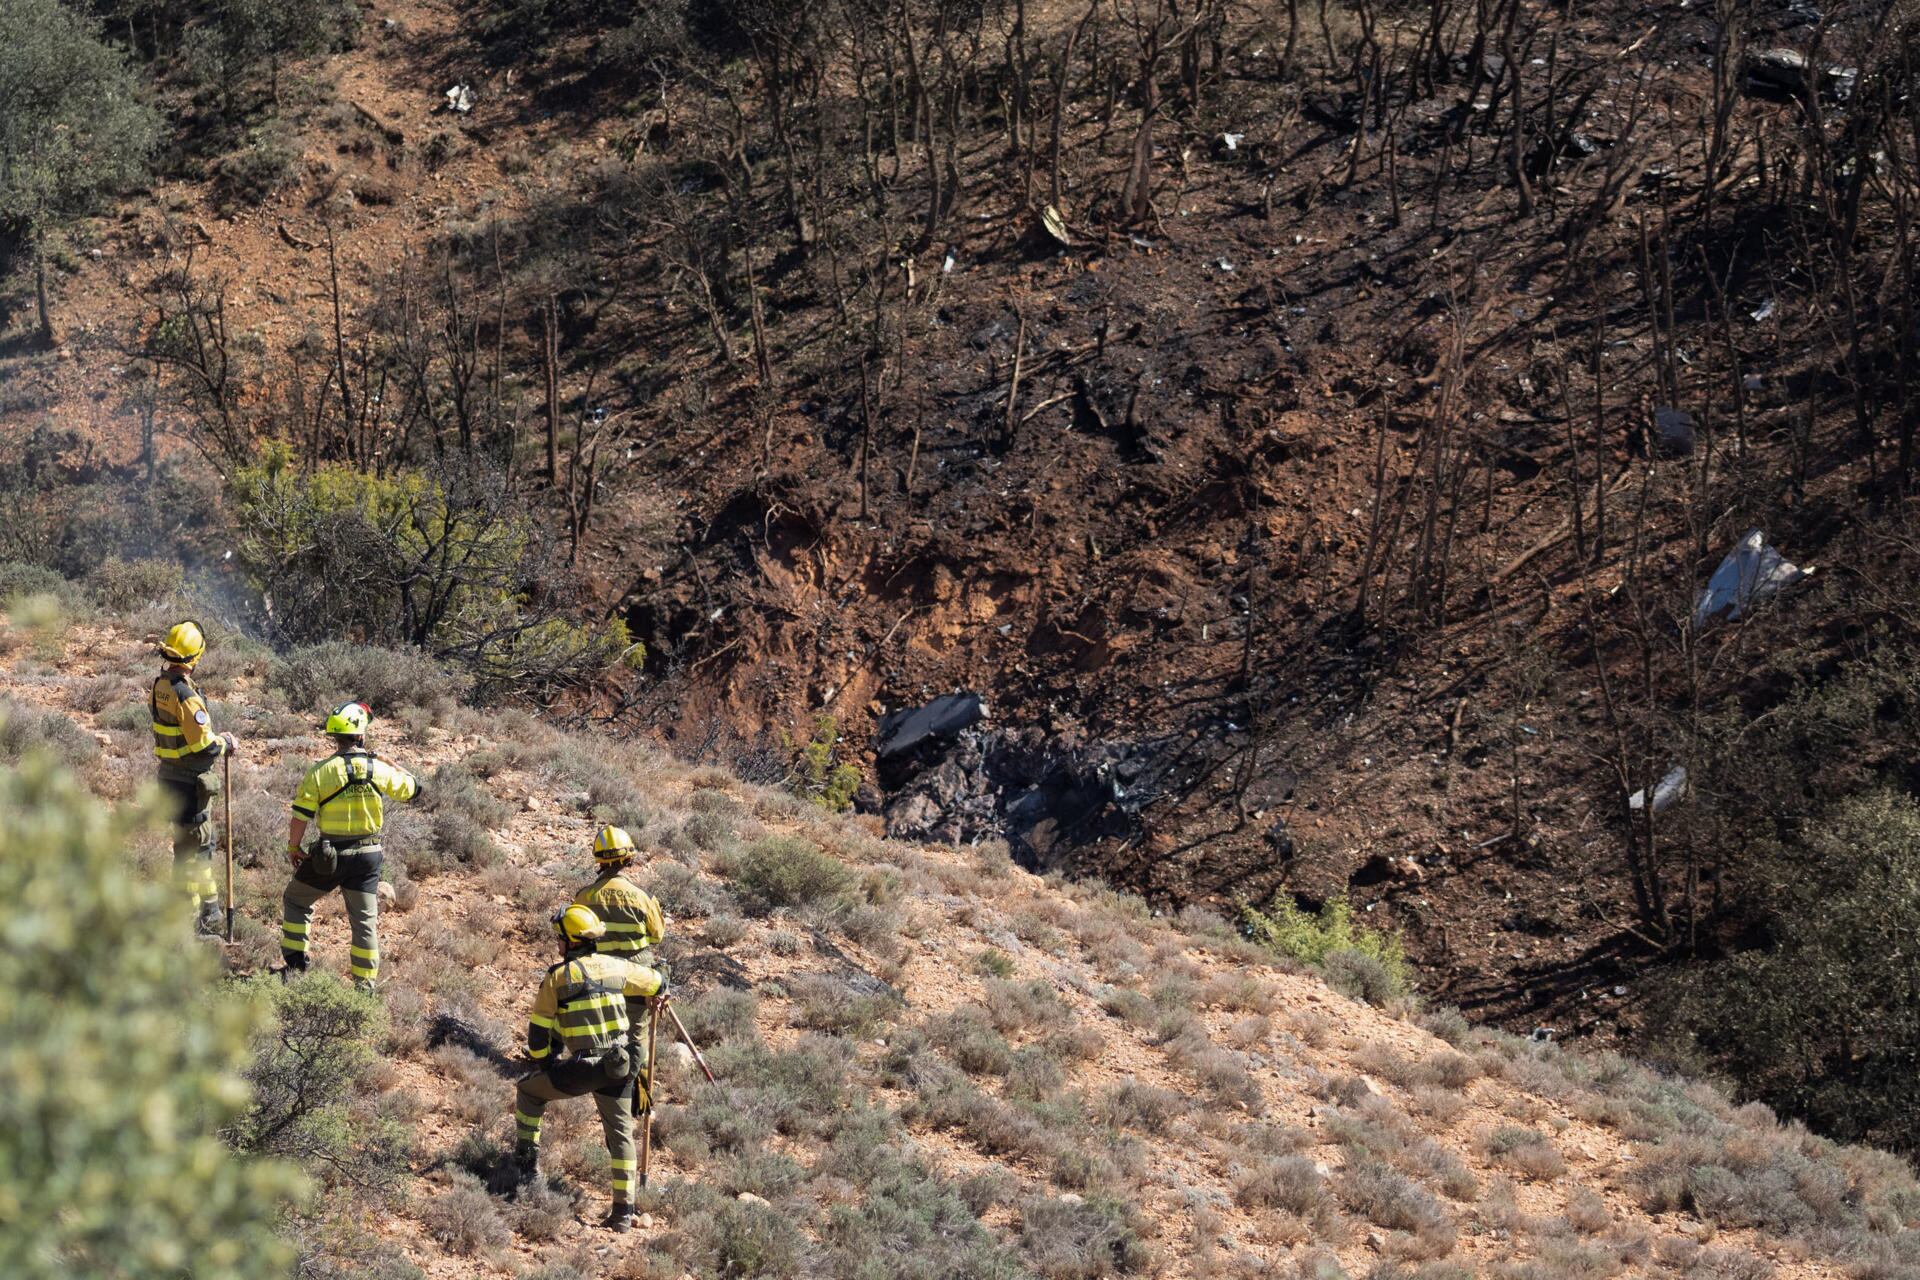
left=526, top=952, right=664, bottom=1061
left=291, top=750, right=418, bottom=838
left=572, top=872, right=665, bottom=956
left=151, top=672, right=222, bottom=766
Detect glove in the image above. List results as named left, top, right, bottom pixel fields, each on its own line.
left=650, top=977, right=670, bottom=1002
left=286, top=842, right=306, bottom=865
left=220, top=732, right=239, bottom=754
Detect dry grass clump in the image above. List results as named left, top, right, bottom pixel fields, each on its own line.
left=1231, top=1155, right=1342, bottom=1235
left=1485, top=1127, right=1569, bottom=1181
left=1325, top=1095, right=1478, bottom=1201
left=1094, top=1081, right=1191, bottom=1132
left=786, top=972, right=899, bottom=1037
left=928, top=1008, right=1017, bottom=1076
left=985, top=977, right=1075, bottom=1034
left=418, top=1172, right=510, bottom=1254
left=1335, top=1161, right=1457, bottom=1258
left=1409, top=1085, right=1469, bottom=1128
left=1018, top=1195, right=1150, bottom=1279
left=1160, top=1022, right=1264, bottom=1113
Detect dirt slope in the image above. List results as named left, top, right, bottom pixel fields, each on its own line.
left=2, top=605, right=1911, bottom=1278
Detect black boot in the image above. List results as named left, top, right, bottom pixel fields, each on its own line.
left=513, top=1141, right=544, bottom=1195
left=603, top=1202, right=634, bottom=1233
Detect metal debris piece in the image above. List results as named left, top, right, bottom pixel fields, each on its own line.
left=1694, top=528, right=1813, bottom=627
left=1628, top=765, right=1689, bottom=814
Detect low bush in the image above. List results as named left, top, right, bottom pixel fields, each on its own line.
left=724, top=835, right=856, bottom=916
left=1335, top=1161, right=1456, bottom=1252
left=1018, top=1195, right=1149, bottom=1279
left=647, top=860, right=737, bottom=918
left=1095, top=1081, right=1189, bottom=1132
left=820, top=1154, right=1018, bottom=1278
left=788, top=973, right=899, bottom=1036
left=419, top=1172, right=510, bottom=1254
left=985, top=978, right=1074, bottom=1034
left=269, top=641, right=469, bottom=718
left=0, top=697, right=100, bottom=768
left=1242, top=896, right=1412, bottom=1002
left=1485, top=1127, right=1568, bottom=1181
left=85, top=556, right=183, bottom=611
left=673, top=1192, right=807, bottom=1277
left=929, top=1008, right=1016, bottom=1076
left=1234, top=1155, right=1340, bottom=1226
left=231, top=973, right=410, bottom=1194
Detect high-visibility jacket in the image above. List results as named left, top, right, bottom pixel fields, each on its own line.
left=290, top=749, right=418, bottom=840
left=572, top=871, right=665, bottom=958
left=525, top=951, right=664, bottom=1062
left=151, top=669, right=225, bottom=772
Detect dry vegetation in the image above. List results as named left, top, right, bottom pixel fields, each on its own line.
left=7, top=597, right=1920, bottom=1278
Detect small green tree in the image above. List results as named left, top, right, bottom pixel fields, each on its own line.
left=186, top=0, right=358, bottom=115
left=0, top=750, right=306, bottom=1278
left=231, top=974, right=411, bottom=1195
left=786, top=715, right=862, bottom=812
left=0, top=0, right=159, bottom=342
left=1663, top=788, right=1920, bottom=1151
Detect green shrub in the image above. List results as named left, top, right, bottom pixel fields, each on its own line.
left=928, top=1008, right=1016, bottom=1076
left=1242, top=896, right=1411, bottom=998
left=85, top=556, right=184, bottom=612
left=230, top=973, right=409, bottom=1193
left=212, top=122, right=300, bottom=206
left=232, top=450, right=637, bottom=696
left=785, top=715, right=861, bottom=811
left=1661, top=787, right=1920, bottom=1153
left=0, top=753, right=306, bottom=1278
left=0, top=560, right=73, bottom=603
left=725, top=835, right=856, bottom=916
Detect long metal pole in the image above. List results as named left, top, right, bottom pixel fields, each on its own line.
left=639, top=999, right=660, bottom=1186
left=222, top=753, right=234, bottom=944
left=663, top=1000, right=717, bottom=1084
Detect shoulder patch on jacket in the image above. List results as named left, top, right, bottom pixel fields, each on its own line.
left=193, top=709, right=209, bottom=725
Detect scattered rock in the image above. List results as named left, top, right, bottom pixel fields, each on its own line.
left=666, top=1042, right=695, bottom=1070
left=377, top=881, right=397, bottom=904
left=736, top=1192, right=769, bottom=1207
left=1057, top=1192, right=1084, bottom=1205
left=525, top=795, right=541, bottom=812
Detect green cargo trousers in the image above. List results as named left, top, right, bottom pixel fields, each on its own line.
left=514, top=1049, right=648, bottom=1207
left=281, top=844, right=382, bottom=985
left=157, top=770, right=218, bottom=909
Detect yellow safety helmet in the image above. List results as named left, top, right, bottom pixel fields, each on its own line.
left=552, top=903, right=606, bottom=946
left=324, top=701, right=372, bottom=736
left=159, top=620, right=207, bottom=665
left=592, top=825, right=637, bottom=863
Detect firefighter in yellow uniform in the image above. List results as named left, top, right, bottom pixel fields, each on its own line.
left=573, top=826, right=666, bottom=962
left=281, top=701, right=420, bottom=991
left=151, top=621, right=237, bottom=934
left=513, top=905, right=666, bottom=1234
